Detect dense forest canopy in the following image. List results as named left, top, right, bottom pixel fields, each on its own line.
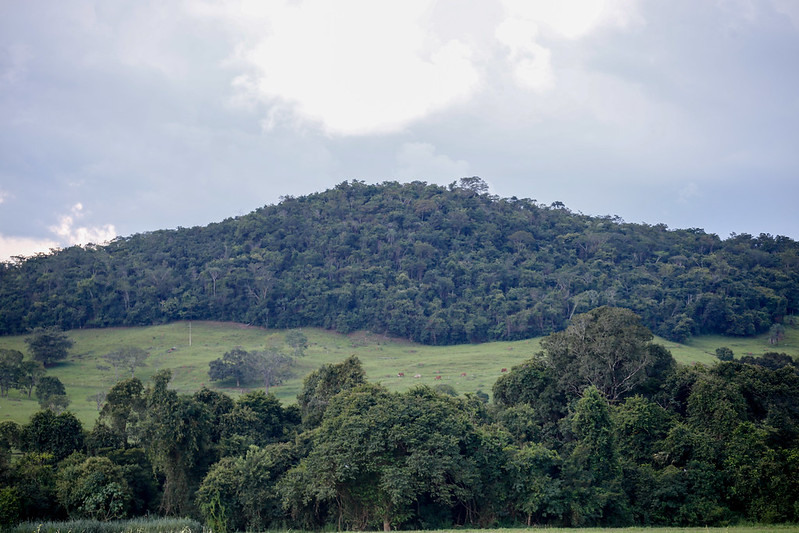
left=1, top=178, right=797, bottom=344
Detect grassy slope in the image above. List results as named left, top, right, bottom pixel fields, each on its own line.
left=1, top=320, right=797, bottom=426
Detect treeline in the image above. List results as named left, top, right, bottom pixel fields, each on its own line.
left=1, top=178, right=798, bottom=343
left=1, top=307, right=798, bottom=530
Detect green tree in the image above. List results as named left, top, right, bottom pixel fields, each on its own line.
left=510, top=443, right=564, bottom=525
left=99, top=377, right=146, bottom=445
left=219, top=390, right=296, bottom=456
left=21, top=410, right=85, bottom=462
left=103, top=346, right=149, bottom=381
left=563, top=386, right=628, bottom=526
left=16, top=360, right=45, bottom=398
left=543, top=306, right=669, bottom=403
left=285, top=330, right=309, bottom=357
left=714, top=346, right=734, bottom=361
left=35, top=375, right=68, bottom=410
left=198, top=443, right=298, bottom=532
left=207, top=347, right=255, bottom=388
left=297, top=355, right=366, bottom=428
left=285, top=384, right=480, bottom=531
left=56, top=455, right=132, bottom=520
left=0, top=349, right=23, bottom=397
left=24, top=326, right=74, bottom=367
left=139, top=369, right=212, bottom=516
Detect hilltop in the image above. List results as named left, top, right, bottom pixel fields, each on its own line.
left=1, top=178, right=797, bottom=344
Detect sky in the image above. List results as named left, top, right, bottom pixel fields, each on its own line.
left=2, top=0, right=799, bottom=261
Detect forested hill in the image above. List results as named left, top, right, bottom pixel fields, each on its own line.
left=1, top=178, right=797, bottom=343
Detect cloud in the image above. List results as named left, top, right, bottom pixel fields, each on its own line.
left=394, top=142, right=471, bottom=183
left=49, top=203, right=117, bottom=247
left=215, top=0, right=481, bottom=136
left=0, top=234, right=59, bottom=262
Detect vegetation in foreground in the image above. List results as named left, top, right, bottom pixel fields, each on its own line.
left=1, top=307, right=798, bottom=531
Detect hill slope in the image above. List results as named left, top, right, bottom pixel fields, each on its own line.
left=4, top=319, right=796, bottom=425
left=1, top=178, right=797, bottom=343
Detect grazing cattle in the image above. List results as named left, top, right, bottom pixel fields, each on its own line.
left=414, top=374, right=422, bottom=378
left=434, top=375, right=442, bottom=380
left=501, top=368, right=508, bottom=373
left=460, top=372, right=467, bottom=377
left=398, top=372, right=405, bottom=377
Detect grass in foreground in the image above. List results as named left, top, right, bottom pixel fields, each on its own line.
left=7, top=523, right=799, bottom=533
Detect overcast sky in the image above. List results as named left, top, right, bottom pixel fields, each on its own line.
left=2, top=0, right=798, bottom=261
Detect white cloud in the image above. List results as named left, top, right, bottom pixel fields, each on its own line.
left=0, top=235, right=59, bottom=262
left=496, top=0, right=642, bottom=92
left=214, top=0, right=481, bottom=136
left=395, top=142, right=471, bottom=183
left=49, top=203, right=117, bottom=247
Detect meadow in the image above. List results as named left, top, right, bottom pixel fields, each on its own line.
left=1, top=319, right=797, bottom=426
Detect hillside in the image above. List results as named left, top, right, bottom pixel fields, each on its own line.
left=1, top=178, right=797, bottom=344
left=2, top=319, right=797, bottom=426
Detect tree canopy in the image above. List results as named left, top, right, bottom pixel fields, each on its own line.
left=1, top=180, right=796, bottom=344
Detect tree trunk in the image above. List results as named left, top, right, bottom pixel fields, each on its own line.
left=383, top=516, right=391, bottom=532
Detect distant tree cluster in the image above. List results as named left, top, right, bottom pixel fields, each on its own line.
left=0, top=180, right=796, bottom=344
left=2, top=307, right=798, bottom=530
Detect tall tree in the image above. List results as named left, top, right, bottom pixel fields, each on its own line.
left=24, top=327, right=73, bottom=367
left=542, top=306, right=669, bottom=402
left=0, top=349, right=23, bottom=397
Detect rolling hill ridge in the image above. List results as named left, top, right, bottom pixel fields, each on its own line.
left=1, top=178, right=797, bottom=344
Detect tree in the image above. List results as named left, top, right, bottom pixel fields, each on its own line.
left=297, top=355, right=366, bottom=428
left=103, top=346, right=149, bottom=381
left=208, top=347, right=255, bottom=388
left=21, top=410, right=85, bottom=462
left=563, top=386, right=628, bottom=526
left=250, top=349, right=294, bottom=394
left=0, top=349, right=23, bottom=397
left=285, top=330, right=309, bottom=357
left=542, top=306, right=670, bottom=403
left=219, top=390, right=296, bottom=456
left=285, top=384, right=479, bottom=531
left=99, top=377, right=145, bottom=445
left=198, top=443, right=298, bottom=532
left=56, top=455, right=132, bottom=521
left=714, top=346, right=734, bottom=362
left=139, top=369, right=212, bottom=516
left=16, top=360, right=45, bottom=398
left=24, top=327, right=74, bottom=366
left=35, top=376, right=68, bottom=410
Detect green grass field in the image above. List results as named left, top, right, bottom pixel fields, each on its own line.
left=1, top=319, right=797, bottom=427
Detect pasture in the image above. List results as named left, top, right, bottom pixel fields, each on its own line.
left=1, top=319, right=797, bottom=426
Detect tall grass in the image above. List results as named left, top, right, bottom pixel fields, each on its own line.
left=7, top=517, right=205, bottom=533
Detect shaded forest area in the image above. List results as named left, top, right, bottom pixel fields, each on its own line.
left=1, top=178, right=798, bottom=344
left=2, top=308, right=798, bottom=530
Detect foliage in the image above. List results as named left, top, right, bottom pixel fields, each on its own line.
left=1, top=180, right=796, bottom=345
left=24, top=327, right=73, bottom=366
left=296, top=354, right=367, bottom=428
left=21, top=410, right=84, bottom=461
left=103, top=346, right=149, bottom=381
left=56, top=455, right=132, bottom=520
left=35, top=375, right=68, bottom=410
left=542, top=307, right=671, bottom=403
